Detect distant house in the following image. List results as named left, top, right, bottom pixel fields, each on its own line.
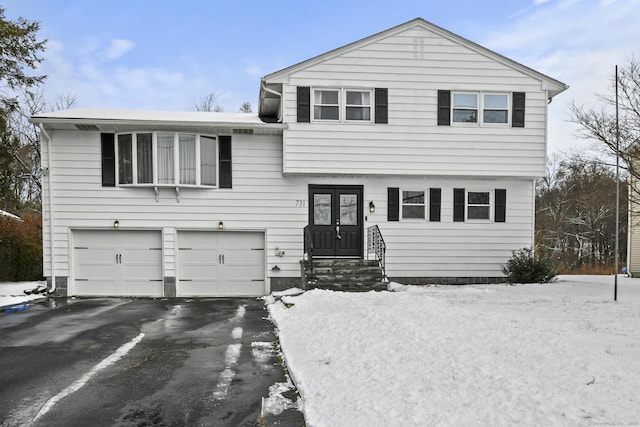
left=30, top=18, right=567, bottom=297
left=627, top=180, right=640, bottom=276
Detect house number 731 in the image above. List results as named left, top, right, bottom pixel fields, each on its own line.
left=296, top=200, right=307, bottom=207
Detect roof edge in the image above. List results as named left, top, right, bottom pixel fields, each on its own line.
left=261, top=17, right=568, bottom=98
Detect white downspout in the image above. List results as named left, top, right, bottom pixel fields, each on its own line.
left=39, top=123, right=56, bottom=293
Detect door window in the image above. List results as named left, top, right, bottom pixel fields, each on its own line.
left=340, top=194, right=358, bottom=225
left=314, top=194, right=332, bottom=225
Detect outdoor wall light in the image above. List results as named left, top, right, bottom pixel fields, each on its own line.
left=113, top=220, right=120, bottom=229
left=218, top=221, right=224, bottom=230
left=369, top=201, right=376, bottom=213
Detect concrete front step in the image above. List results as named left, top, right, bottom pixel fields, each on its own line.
left=303, top=258, right=386, bottom=292
left=306, top=281, right=388, bottom=292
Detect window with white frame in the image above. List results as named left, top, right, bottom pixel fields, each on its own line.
left=313, top=88, right=373, bottom=122
left=313, top=90, right=340, bottom=120
left=483, top=94, right=508, bottom=124
left=117, top=132, right=218, bottom=187
left=467, top=191, right=491, bottom=220
left=402, top=190, right=425, bottom=219
left=452, top=92, right=509, bottom=125
left=452, top=93, right=478, bottom=123
left=345, top=90, right=371, bottom=121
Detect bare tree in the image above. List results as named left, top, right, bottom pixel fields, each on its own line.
left=536, top=153, right=627, bottom=272
left=238, top=102, right=253, bottom=113
left=194, top=92, right=223, bottom=112
left=6, top=90, right=77, bottom=210
left=569, top=56, right=640, bottom=201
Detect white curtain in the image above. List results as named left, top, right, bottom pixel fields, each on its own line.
left=179, top=134, right=196, bottom=184
left=136, top=133, right=153, bottom=183
left=157, top=133, right=174, bottom=184
left=200, top=136, right=216, bottom=186
left=117, top=134, right=133, bottom=184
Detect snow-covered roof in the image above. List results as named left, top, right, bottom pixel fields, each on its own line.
left=30, top=108, right=286, bottom=130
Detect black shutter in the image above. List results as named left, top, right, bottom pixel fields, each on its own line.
left=512, top=92, right=525, bottom=128
left=429, top=188, right=441, bottom=222
left=101, top=133, right=115, bottom=187
left=375, top=88, right=388, bottom=124
left=495, top=189, right=506, bottom=222
left=453, top=188, right=465, bottom=222
left=219, top=135, right=232, bottom=188
left=297, top=86, right=311, bottom=123
left=388, top=187, right=399, bottom=222
left=437, top=90, right=451, bottom=126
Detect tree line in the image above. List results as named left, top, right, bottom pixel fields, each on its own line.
left=535, top=154, right=627, bottom=273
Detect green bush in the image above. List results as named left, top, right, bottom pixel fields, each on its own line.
left=0, top=212, right=43, bottom=281
left=501, top=247, right=556, bottom=284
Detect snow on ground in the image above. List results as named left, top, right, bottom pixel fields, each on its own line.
left=267, top=275, right=640, bottom=427
left=0, top=282, right=47, bottom=309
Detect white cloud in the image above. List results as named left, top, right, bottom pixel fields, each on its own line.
left=116, top=67, right=149, bottom=89
left=105, top=39, right=135, bottom=60
left=480, top=0, right=640, bottom=154
left=153, top=70, right=185, bottom=88
left=244, top=64, right=262, bottom=77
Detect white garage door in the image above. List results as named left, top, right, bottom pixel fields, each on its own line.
left=177, top=231, right=265, bottom=297
left=73, top=230, right=163, bottom=297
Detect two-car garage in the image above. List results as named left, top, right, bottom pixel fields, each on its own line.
left=72, top=229, right=266, bottom=297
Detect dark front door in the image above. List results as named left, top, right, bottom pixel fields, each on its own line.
left=309, top=185, right=363, bottom=257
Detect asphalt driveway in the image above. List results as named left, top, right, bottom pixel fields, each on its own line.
left=0, top=297, right=303, bottom=426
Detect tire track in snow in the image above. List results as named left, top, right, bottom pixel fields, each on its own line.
left=212, top=305, right=245, bottom=401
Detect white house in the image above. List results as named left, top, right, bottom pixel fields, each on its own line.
left=31, top=18, right=567, bottom=297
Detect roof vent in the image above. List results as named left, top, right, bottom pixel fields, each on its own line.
left=232, top=128, right=253, bottom=135
left=75, top=124, right=99, bottom=131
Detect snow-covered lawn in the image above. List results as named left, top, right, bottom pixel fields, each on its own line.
left=267, top=276, right=640, bottom=427
left=0, top=281, right=47, bottom=309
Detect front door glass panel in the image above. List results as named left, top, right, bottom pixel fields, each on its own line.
left=314, top=194, right=332, bottom=225
left=340, top=194, right=358, bottom=225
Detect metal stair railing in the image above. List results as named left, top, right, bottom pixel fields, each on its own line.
left=303, top=225, right=314, bottom=280
left=367, top=225, right=386, bottom=279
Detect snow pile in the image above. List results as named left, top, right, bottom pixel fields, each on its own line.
left=268, top=276, right=640, bottom=427
left=0, top=282, right=47, bottom=309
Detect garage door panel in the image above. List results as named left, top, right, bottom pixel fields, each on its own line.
left=124, top=280, right=164, bottom=297
left=177, top=231, right=265, bottom=297
left=73, top=230, right=163, bottom=297
left=216, top=280, right=264, bottom=296
left=178, top=279, right=219, bottom=297
left=180, top=249, right=220, bottom=264
left=74, top=280, right=120, bottom=296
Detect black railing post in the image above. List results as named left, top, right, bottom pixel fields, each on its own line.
left=303, top=225, right=314, bottom=278
left=367, top=225, right=386, bottom=279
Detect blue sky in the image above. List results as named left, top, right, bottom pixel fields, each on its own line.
left=3, top=0, right=639, bottom=154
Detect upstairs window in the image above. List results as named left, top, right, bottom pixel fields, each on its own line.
left=314, top=90, right=340, bottom=120
left=117, top=132, right=219, bottom=187
left=452, top=93, right=478, bottom=123
left=483, top=94, right=508, bottom=124
left=312, top=88, right=373, bottom=122
left=449, top=92, right=510, bottom=126
left=345, top=90, right=371, bottom=121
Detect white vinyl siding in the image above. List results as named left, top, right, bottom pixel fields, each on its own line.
left=277, top=25, right=549, bottom=178
left=41, top=129, right=534, bottom=283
